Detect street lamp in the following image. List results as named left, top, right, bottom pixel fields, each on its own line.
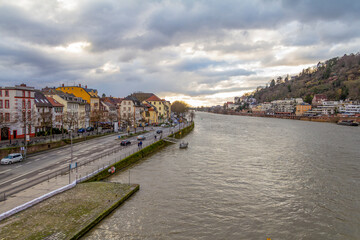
left=69, top=129, right=73, bottom=184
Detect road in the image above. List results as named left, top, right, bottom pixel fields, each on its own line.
left=0, top=125, right=178, bottom=198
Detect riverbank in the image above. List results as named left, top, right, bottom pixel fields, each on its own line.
left=0, top=182, right=139, bottom=240
left=208, top=111, right=359, bottom=124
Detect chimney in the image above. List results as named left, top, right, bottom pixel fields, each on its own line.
left=79, top=84, right=81, bottom=87
left=20, top=83, right=26, bottom=87
left=62, top=84, right=64, bottom=87
left=85, top=85, right=87, bottom=89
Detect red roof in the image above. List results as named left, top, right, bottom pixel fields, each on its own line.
left=46, top=96, right=64, bottom=107
left=145, top=95, right=163, bottom=101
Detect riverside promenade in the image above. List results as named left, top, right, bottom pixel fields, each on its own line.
left=0, top=123, right=192, bottom=219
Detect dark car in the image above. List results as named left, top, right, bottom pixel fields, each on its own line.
left=86, top=126, right=94, bottom=132
left=78, top=128, right=86, bottom=133
left=120, top=140, right=131, bottom=146
left=156, top=129, right=163, bottom=134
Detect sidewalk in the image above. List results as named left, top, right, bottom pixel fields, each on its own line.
left=0, top=123, right=191, bottom=216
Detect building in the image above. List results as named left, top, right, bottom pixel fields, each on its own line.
left=120, top=95, right=144, bottom=126
left=295, top=103, right=312, bottom=116
left=271, top=98, right=302, bottom=114
left=44, top=90, right=86, bottom=130
left=46, top=96, right=64, bottom=130
left=56, top=84, right=100, bottom=111
left=34, top=91, right=53, bottom=133
left=312, top=94, right=327, bottom=106
left=338, top=104, right=360, bottom=115
left=144, top=95, right=168, bottom=123
left=0, top=84, right=35, bottom=140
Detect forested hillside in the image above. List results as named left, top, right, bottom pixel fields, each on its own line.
left=252, top=53, right=360, bottom=103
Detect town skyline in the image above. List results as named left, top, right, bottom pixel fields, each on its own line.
left=1, top=0, right=360, bottom=106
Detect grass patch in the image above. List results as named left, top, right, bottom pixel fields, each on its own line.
left=0, top=182, right=138, bottom=240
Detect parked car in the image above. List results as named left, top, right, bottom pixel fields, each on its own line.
left=78, top=128, right=86, bottom=133
left=156, top=129, right=163, bottom=134
left=1, top=153, right=23, bottom=165
left=137, top=135, right=146, bottom=140
left=120, top=140, right=131, bottom=146
left=86, top=126, right=94, bottom=132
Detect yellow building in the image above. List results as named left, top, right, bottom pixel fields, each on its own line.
left=144, top=95, right=168, bottom=123
left=142, top=102, right=158, bottom=124
left=296, top=103, right=312, bottom=116
left=56, top=84, right=100, bottom=111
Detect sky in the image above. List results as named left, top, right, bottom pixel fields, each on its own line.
left=0, top=0, right=359, bottom=106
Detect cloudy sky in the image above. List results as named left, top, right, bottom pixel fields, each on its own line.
left=1, top=0, right=359, bottom=106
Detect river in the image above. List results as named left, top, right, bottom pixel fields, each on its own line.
left=84, top=112, right=360, bottom=239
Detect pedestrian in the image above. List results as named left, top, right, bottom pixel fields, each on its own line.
left=138, top=141, right=140, bottom=148
left=155, top=135, right=157, bottom=140
left=140, top=141, right=143, bottom=148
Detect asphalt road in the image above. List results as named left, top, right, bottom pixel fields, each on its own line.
left=0, top=126, right=176, bottom=197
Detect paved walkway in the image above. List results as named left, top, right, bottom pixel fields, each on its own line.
left=0, top=123, right=190, bottom=215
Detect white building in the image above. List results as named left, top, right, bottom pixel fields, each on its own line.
left=120, top=95, right=144, bottom=126
left=0, top=84, right=36, bottom=140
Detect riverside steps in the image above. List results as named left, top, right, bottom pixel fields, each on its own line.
left=0, top=122, right=194, bottom=239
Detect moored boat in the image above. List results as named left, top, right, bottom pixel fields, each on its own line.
left=179, top=142, right=188, bottom=149
left=337, top=120, right=359, bottom=126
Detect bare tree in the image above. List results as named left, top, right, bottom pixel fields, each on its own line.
left=62, top=112, right=79, bottom=131
left=90, top=109, right=105, bottom=133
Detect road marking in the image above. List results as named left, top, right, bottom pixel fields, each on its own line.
left=34, top=159, right=40, bottom=162
left=15, top=165, right=22, bottom=169
left=11, top=178, right=28, bottom=185
left=0, top=169, right=11, bottom=174
left=26, top=162, right=31, bottom=165
left=39, top=169, right=51, bottom=175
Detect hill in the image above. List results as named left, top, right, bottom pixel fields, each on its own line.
left=251, top=53, right=360, bottom=103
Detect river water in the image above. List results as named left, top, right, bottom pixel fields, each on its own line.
left=84, top=112, right=360, bottom=240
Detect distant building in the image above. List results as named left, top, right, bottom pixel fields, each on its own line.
left=295, top=103, right=312, bottom=116
left=312, top=94, right=327, bottom=106
left=56, top=84, right=100, bottom=111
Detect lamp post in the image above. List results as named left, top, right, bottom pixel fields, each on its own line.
left=69, top=129, right=73, bottom=184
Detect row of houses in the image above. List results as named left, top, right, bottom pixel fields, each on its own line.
left=0, top=84, right=171, bottom=141
left=224, top=94, right=360, bottom=117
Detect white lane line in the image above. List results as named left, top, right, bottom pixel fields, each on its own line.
left=39, top=169, right=51, bottom=175
left=11, top=178, right=28, bottom=185
left=34, top=159, right=40, bottom=162
left=26, top=162, right=31, bottom=165
left=15, top=165, right=22, bottom=169
left=0, top=169, right=11, bottom=174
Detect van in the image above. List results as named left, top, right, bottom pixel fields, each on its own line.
left=1, top=153, right=23, bottom=165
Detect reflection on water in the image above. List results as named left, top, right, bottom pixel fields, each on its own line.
left=84, top=112, right=360, bottom=239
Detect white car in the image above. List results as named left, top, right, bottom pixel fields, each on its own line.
left=1, top=153, right=23, bottom=165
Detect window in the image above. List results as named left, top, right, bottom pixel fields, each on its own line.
left=28, top=91, right=31, bottom=97
left=28, top=100, right=31, bottom=109
left=0, top=90, right=2, bottom=96
left=5, top=100, right=9, bottom=108
left=0, top=113, right=3, bottom=121
left=159, top=107, right=161, bottom=110
left=5, top=113, right=10, bottom=122
left=5, top=90, right=9, bottom=97
left=0, top=100, right=2, bottom=108
left=23, top=91, right=25, bottom=97
left=128, top=107, right=131, bottom=111
left=23, top=100, right=26, bottom=109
